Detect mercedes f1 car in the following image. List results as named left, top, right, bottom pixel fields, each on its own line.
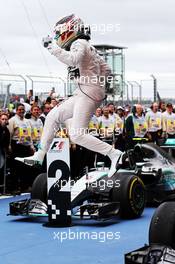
left=9, top=163, right=145, bottom=221
left=9, top=138, right=175, bottom=220
left=126, top=141, right=175, bottom=205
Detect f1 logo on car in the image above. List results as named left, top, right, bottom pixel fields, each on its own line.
left=51, top=141, right=65, bottom=152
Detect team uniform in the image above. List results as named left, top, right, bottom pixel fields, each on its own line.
left=8, top=114, right=34, bottom=190
left=132, top=115, right=148, bottom=138
left=98, top=115, right=115, bottom=140
left=88, top=114, right=101, bottom=138
left=89, top=115, right=100, bottom=128
left=29, top=116, right=43, bottom=149
left=145, top=110, right=162, bottom=144
left=109, top=112, right=118, bottom=121
left=16, top=14, right=122, bottom=178
left=115, top=114, right=124, bottom=136
left=125, top=113, right=147, bottom=150
left=8, top=115, right=33, bottom=148
left=162, top=111, right=175, bottom=138
left=40, top=38, right=114, bottom=155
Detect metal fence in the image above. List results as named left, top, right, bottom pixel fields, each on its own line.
left=0, top=73, right=67, bottom=108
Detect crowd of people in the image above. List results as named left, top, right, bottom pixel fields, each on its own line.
left=0, top=93, right=175, bottom=194
left=89, top=101, right=175, bottom=150
left=0, top=93, right=61, bottom=194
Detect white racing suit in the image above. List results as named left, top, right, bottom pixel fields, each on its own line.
left=41, top=39, right=117, bottom=157
left=16, top=38, right=122, bottom=177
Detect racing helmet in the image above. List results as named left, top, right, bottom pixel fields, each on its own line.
left=54, top=14, right=91, bottom=50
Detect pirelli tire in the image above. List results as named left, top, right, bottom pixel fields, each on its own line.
left=112, top=173, right=145, bottom=219
left=31, top=173, right=47, bottom=204
left=149, top=201, right=175, bottom=248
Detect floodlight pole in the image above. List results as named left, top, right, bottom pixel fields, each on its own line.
left=133, top=81, right=142, bottom=103
left=127, top=81, right=134, bottom=106
left=122, top=81, right=129, bottom=104
left=150, top=74, right=157, bottom=102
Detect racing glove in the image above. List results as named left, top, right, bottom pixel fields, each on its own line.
left=42, top=35, right=53, bottom=48
left=42, top=35, right=60, bottom=54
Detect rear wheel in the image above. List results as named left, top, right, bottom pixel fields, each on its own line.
left=31, top=173, right=47, bottom=204
left=149, top=201, right=175, bottom=248
left=112, top=173, right=145, bottom=219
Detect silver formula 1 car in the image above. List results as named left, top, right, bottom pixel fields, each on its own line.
left=127, top=141, right=175, bottom=204
left=10, top=138, right=175, bottom=221
left=9, top=165, right=145, bottom=220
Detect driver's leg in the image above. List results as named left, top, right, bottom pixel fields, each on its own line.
left=69, top=94, right=122, bottom=177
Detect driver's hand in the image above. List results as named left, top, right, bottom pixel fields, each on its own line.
left=42, top=35, right=53, bottom=48
left=42, top=35, right=60, bottom=54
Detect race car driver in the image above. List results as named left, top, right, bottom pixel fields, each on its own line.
left=16, top=14, right=122, bottom=178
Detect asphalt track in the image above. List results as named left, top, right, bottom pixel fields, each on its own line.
left=0, top=195, right=155, bottom=264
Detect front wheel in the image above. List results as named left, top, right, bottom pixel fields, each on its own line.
left=31, top=173, right=47, bottom=204
left=112, top=173, right=145, bottom=219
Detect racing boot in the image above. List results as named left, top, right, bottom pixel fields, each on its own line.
left=107, top=148, right=123, bottom=178
left=15, top=149, right=45, bottom=166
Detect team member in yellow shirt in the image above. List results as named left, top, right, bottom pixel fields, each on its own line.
left=8, top=104, right=35, bottom=191
left=145, top=102, right=163, bottom=144
left=29, top=105, right=43, bottom=150
left=98, top=106, right=115, bottom=142
left=162, top=103, right=175, bottom=138
left=8, top=104, right=34, bottom=155
left=88, top=107, right=102, bottom=135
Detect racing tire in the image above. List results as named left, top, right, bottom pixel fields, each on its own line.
left=112, top=173, right=145, bottom=219
left=31, top=173, right=47, bottom=204
left=149, top=201, right=175, bottom=248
